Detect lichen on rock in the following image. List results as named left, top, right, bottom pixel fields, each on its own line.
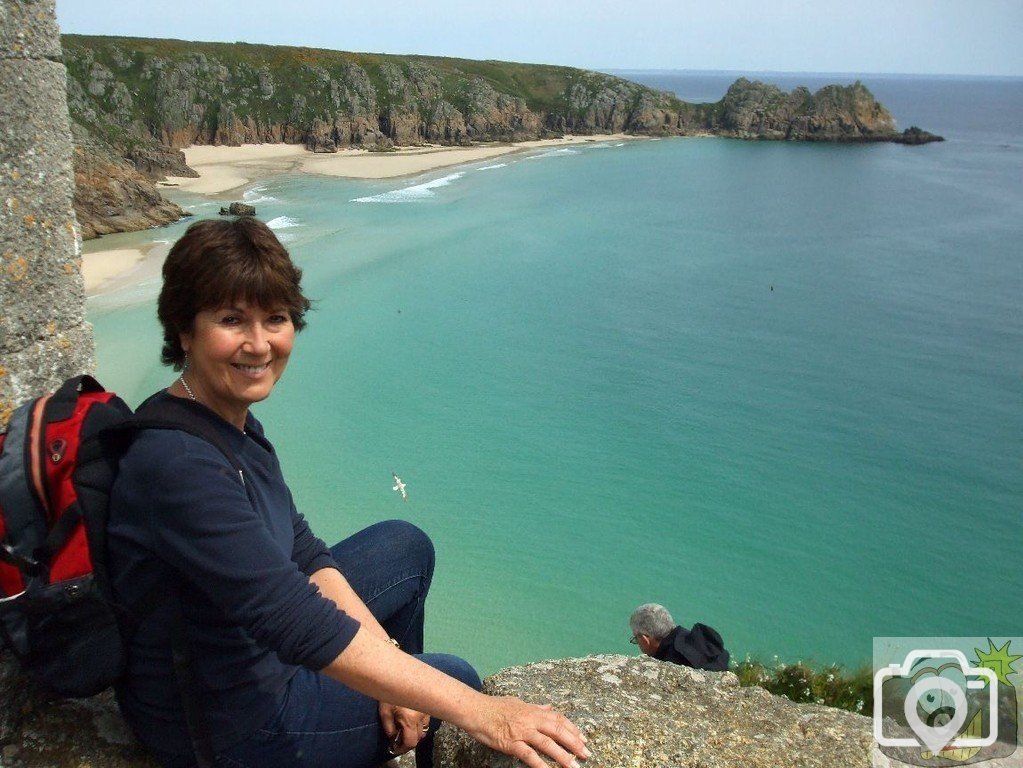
left=435, top=654, right=875, bottom=768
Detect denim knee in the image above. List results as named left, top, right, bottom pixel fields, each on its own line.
left=421, top=653, right=481, bottom=692
left=376, top=519, right=436, bottom=582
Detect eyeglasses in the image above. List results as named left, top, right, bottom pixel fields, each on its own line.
left=629, top=634, right=640, bottom=644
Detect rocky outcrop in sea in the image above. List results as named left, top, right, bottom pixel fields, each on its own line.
left=59, top=35, right=943, bottom=241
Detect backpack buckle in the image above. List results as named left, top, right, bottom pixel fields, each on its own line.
left=0, top=541, right=43, bottom=577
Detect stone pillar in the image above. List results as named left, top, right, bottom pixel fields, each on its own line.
left=0, top=0, right=94, bottom=426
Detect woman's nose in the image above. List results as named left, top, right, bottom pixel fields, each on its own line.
left=244, top=323, right=271, bottom=354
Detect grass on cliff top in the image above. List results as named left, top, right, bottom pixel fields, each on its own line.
left=733, top=658, right=873, bottom=716
left=60, top=34, right=671, bottom=117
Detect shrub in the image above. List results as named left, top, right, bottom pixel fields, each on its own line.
left=732, top=658, right=873, bottom=716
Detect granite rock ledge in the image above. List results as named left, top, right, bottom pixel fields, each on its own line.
left=1, top=650, right=881, bottom=768
left=434, top=654, right=875, bottom=768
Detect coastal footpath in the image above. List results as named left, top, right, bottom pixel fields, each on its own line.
left=61, top=35, right=942, bottom=239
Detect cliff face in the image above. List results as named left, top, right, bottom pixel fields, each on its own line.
left=60, top=35, right=941, bottom=240
left=60, top=37, right=704, bottom=152
left=70, top=123, right=187, bottom=240
left=713, top=77, right=895, bottom=140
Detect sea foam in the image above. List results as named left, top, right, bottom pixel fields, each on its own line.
left=352, top=172, right=464, bottom=203
left=524, top=148, right=580, bottom=160
left=244, top=186, right=278, bottom=205
left=266, top=215, right=300, bottom=230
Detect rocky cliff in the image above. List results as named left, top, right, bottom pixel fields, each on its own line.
left=713, top=77, right=892, bottom=140
left=1, top=651, right=882, bottom=768
left=60, top=35, right=942, bottom=240
left=70, top=122, right=187, bottom=240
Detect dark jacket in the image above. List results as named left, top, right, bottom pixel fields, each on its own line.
left=654, top=623, right=730, bottom=671
left=107, top=392, right=360, bottom=759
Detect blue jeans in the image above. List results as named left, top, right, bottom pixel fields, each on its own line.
left=217, top=520, right=481, bottom=768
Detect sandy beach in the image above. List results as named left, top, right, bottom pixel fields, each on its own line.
left=163, top=135, right=635, bottom=194
left=86, top=135, right=636, bottom=296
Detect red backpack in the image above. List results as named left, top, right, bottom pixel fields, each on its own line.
left=0, top=375, right=132, bottom=696
left=0, top=374, right=240, bottom=706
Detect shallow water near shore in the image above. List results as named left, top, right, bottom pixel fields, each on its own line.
left=88, top=72, right=1023, bottom=675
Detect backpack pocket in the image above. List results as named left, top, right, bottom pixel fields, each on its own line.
left=0, top=574, right=125, bottom=697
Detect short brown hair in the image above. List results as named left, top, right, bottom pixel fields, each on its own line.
left=157, top=217, right=312, bottom=369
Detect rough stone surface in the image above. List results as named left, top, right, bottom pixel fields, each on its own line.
left=434, top=655, right=875, bottom=768
left=0, top=0, right=61, bottom=61
left=0, top=651, right=156, bottom=768
left=0, top=5, right=93, bottom=426
left=0, top=325, right=94, bottom=423
left=0, top=61, right=84, bottom=341
left=227, top=201, right=256, bottom=216
left=71, top=123, right=186, bottom=241
left=5, top=649, right=1020, bottom=768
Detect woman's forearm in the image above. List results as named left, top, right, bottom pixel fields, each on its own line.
left=309, top=567, right=390, bottom=642
left=323, top=629, right=589, bottom=768
left=323, top=627, right=484, bottom=729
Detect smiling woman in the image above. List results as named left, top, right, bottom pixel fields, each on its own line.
left=103, top=217, right=590, bottom=768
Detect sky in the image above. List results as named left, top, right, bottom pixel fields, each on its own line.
left=56, top=0, right=1023, bottom=77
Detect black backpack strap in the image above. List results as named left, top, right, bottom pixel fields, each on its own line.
left=170, top=584, right=216, bottom=768
left=107, top=397, right=244, bottom=768
left=0, top=541, right=42, bottom=578
left=33, top=506, right=84, bottom=569
left=0, top=399, right=46, bottom=578
left=131, top=396, right=246, bottom=476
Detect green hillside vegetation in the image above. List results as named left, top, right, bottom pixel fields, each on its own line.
left=60, top=35, right=939, bottom=240
left=62, top=34, right=710, bottom=151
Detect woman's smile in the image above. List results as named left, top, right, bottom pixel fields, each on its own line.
left=232, top=362, right=272, bottom=376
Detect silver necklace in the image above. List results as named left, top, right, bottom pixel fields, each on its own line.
left=178, top=374, right=196, bottom=401
left=178, top=372, right=247, bottom=435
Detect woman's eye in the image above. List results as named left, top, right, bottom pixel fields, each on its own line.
left=219, top=315, right=241, bottom=325
left=268, top=314, right=289, bottom=325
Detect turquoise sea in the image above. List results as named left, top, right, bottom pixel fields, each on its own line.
left=87, top=71, right=1023, bottom=675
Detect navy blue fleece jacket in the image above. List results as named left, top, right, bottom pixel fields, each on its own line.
left=107, top=392, right=360, bottom=757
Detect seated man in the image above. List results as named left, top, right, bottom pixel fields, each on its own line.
left=629, top=603, right=730, bottom=671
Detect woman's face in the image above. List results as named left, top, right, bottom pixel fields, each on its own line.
left=180, top=301, right=295, bottom=427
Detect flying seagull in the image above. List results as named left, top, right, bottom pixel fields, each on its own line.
left=392, top=472, right=407, bottom=501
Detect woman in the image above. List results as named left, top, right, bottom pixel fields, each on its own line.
left=107, top=217, right=589, bottom=768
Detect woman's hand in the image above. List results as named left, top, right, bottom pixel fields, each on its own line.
left=466, top=696, right=590, bottom=768
left=378, top=702, right=431, bottom=755
left=325, top=631, right=588, bottom=766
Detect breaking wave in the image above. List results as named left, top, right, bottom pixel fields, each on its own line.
left=352, top=172, right=464, bottom=203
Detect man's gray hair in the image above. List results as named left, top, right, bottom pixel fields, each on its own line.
left=629, top=603, right=675, bottom=640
